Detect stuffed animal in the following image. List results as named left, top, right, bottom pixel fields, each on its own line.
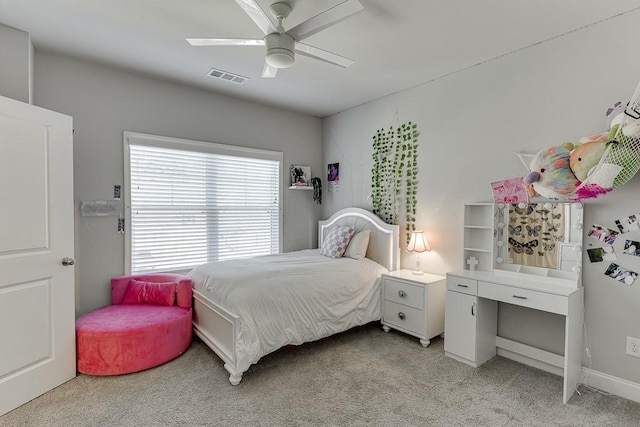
left=570, top=133, right=609, bottom=182
left=524, top=143, right=580, bottom=199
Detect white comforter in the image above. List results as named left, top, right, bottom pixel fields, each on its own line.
left=189, top=249, right=387, bottom=373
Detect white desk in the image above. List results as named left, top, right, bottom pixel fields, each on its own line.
left=445, top=269, right=583, bottom=404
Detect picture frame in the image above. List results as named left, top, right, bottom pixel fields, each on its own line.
left=290, top=165, right=311, bottom=187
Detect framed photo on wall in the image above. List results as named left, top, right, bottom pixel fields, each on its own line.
left=290, top=165, right=311, bottom=187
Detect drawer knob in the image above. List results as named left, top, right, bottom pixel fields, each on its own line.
left=398, top=290, right=406, bottom=298
left=398, top=312, right=406, bottom=320
left=457, top=284, right=468, bottom=288
left=512, top=295, right=528, bottom=300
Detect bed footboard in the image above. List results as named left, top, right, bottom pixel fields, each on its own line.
left=192, top=289, right=243, bottom=385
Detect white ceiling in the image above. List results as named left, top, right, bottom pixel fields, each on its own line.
left=2, top=0, right=640, bottom=117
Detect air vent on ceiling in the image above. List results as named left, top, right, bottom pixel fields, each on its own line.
left=207, top=68, right=248, bottom=85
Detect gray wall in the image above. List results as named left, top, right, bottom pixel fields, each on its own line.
left=0, top=23, right=32, bottom=103
left=322, top=10, right=640, bottom=384
left=33, top=51, right=323, bottom=317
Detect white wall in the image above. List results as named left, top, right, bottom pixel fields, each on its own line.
left=323, top=10, right=640, bottom=384
left=0, top=23, right=32, bottom=103
left=33, top=51, right=323, bottom=316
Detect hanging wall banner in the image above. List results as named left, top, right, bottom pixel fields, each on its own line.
left=490, top=176, right=529, bottom=204
left=327, top=162, right=339, bottom=192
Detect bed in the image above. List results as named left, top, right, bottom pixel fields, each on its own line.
left=189, top=207, right=399, bottom=385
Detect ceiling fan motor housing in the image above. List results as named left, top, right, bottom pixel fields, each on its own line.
left=265, top=33, right=295, bottom=68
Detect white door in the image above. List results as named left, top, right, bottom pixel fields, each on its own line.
left=0, top=95, right=75, bottom=415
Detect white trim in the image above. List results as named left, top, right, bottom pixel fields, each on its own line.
left=581, top=367, right=640, bottom=404
left=124, top=136, right=132, bottom=274
left=124, top=131, right=282, bottom=162
left=496, top=341, right=640, bottom=404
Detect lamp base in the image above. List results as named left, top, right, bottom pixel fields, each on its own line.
left=412, top=253, right=424, bottom=275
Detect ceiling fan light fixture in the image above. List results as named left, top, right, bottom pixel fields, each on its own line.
left=265, top=32, right=295, bottom=68
left=266, top=48, right=294, bottom=68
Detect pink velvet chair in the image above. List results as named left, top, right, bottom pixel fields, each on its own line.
left=75, top=273, right=193, bottom=376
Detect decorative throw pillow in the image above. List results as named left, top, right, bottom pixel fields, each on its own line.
left=321, top=226, right=355, bottom=259
left=344, top=229, right=370, bottom=260
left=122, top=279, right=177, bottom=306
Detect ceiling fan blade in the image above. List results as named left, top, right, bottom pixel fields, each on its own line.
left=287, top=0, right=363, bottom=41
left=186, top=38, right=264, bottom=46
left=262, top=62, right=278, bottom=78
left=295, top=42, right=354, bottom=68
left=234, top=0, right=276, bottom=35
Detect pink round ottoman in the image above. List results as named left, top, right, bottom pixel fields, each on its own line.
left=76, top=274, right=193, bottom=376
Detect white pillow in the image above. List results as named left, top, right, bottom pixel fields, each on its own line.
left=343, top=229, right=370, bottom=260
left=321, top=226, right=355, bottom=259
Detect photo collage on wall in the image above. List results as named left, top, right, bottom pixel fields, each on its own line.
left=587, top=212, right=640, bottom=286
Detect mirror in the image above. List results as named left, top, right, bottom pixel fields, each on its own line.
left=494, top=202, right=583, bottom=273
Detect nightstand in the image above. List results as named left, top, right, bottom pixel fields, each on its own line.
left=381, top=269, right=446, bottom=347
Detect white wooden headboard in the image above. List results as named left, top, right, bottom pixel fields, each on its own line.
left=318, top=207, right=399, bottom=271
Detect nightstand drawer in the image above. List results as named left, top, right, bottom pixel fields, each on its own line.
left=383, top=301, right=425, bottom=336
left=384, top=278, right=424, bottom=310
left=446, top=276, right=477, bottom=295
left=478, top=281, right=568, bottom=315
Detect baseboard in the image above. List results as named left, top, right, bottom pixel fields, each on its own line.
left=496, top=342, right=640, bottom=404
left=580, top=368, right=640, bottom=404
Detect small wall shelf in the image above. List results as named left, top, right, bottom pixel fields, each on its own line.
left=288, top=186, right=313, bottom=190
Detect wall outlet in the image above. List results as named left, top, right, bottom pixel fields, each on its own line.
left=626, top=336, right=640, bottom=358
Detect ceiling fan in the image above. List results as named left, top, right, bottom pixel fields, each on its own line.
left=187, top=0, right=363, bottom=78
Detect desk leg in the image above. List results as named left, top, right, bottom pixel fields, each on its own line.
left=563, top=289, right=584, bottom=404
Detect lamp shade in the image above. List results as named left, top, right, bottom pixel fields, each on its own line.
left=407, top=231, right=431, bottom=253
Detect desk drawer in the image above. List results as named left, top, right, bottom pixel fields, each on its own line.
left=384, top=278, right=424, bottom=310
left=383, top=301, right=425, bottom=336
left=446, top=276, right=477, bottom=295
left=477, top=281, right=568, bottom=315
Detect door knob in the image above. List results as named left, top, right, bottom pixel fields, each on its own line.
left=61, top=257, right=75, bottom=266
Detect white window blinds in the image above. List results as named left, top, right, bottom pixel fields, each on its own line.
left=125, top=133, right=282, bottom=274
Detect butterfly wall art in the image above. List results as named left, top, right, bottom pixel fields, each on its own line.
left=506, top=202, right=566, bottom=269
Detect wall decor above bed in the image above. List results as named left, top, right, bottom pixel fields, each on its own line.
left=371, top=121, right=419, bottom=244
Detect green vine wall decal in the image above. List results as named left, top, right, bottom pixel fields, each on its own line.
left=371, top=121, right=419, bottom=244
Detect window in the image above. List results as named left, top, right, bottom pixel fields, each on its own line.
left=124, top=132, right=282, bottom=274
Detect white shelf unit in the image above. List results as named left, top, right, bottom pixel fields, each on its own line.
left=288, top=186, right=313, bottom=190
left=463, top=203, right=494, bottom=272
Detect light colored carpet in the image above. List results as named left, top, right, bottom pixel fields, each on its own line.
left=2, top=323, right=639, bottom=426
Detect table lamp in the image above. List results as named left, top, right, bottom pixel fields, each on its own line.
left=407, top=230, right=430, bottom=275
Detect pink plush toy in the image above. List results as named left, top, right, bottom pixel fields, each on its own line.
left=524, top=143, right=580, bottom=199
